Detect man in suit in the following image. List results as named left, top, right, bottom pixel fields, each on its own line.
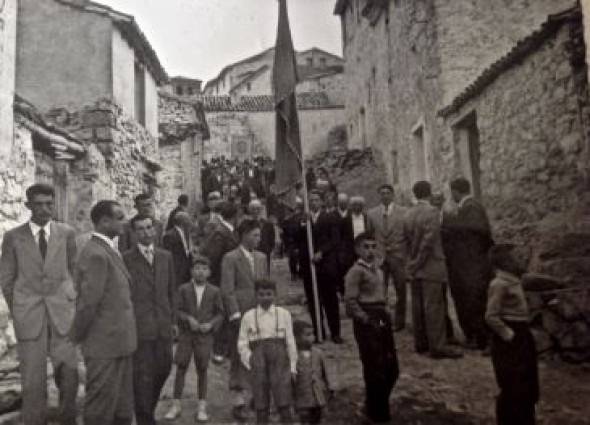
left=339, top=196, right=369, bottom=291
left=163, top=211, right=192, bottom=290
left=404, top=182, right=462, bottom=359
left=246, top=199, right=276, bottom=271
left=297, top=190, right=343, bottom=344
left=367, top=184, right=408, bottom=331
left=221, top=219, right=269, bottom=421
left=118, top=193, right=164, bottom=252
left=122, top=215, right=176, bottom=425
left=201, top=201, right=240, bottom=362
left=165, top=194, right=189, bottom=231
left=443, top=177, right=494, bottom=349
left=71, top=200, right=137, bottom=425
left=198, top=191, right=222, bottom=240
left=0, top=183, right=79, bottom=425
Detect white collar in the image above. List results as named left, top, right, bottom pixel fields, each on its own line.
left=220, top=217, right=234, bottom=232
left=257, top=304, right=277, bottom=315
left=458, top=195, right=474, bottom=208
left=138, top=243, right=154, bottom=253
left=93, top=232, right=117, bottom=250
left=352, top=212, right=364, bottom=219
left=416, top=199, right=430, bottom=206
left=357, top=259, right=376, bottom=270
left=338, top=209, right=348, bottom=217
left=382, top=203, right=391, bottom=214
left=240, top=245, right=254, bottom=258
left=29, top=220, right=51, bottom=237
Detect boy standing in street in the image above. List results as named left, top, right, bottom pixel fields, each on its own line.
left=237, top=279, right=297, bottom=424
left=165, top=256, right=224, bottom=422
left=345, top=231, right=399, bottom=424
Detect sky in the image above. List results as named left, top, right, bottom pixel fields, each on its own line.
left=97, top=0, right=343, bottom=83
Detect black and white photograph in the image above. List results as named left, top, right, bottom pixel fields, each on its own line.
left=0, top=0, right=589, bottom=423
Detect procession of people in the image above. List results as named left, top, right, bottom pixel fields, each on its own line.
left=0, top=166, right=552, bottom=425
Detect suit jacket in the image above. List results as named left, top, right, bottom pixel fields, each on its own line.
left=294, top=347, right=336, bottom=409
left=166, top=206, right=185, bottom=230
left=339, top=212, right=368, bottom=274
left=367, top=203, right=407, bottom=263
left=201, top=222, right=239, bottom=285
left=0, top=222, right=77, bottom=340
left=163, top=228, right=192, bottom=289
left=404, top=201, right=447, bottom=281
left=122, top=247, right=176, bottom=342
left=176, top=282, right=224, bottom=344
left=118, top=217, right=164, bottom=252
left=296, top=210, right=341, bottom=276
left=71, top=236, right=137, bottom=358
left=220, top=247, right=268, bottom=317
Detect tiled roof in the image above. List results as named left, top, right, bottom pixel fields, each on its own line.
left=55, top=0, right=168, bottom=84
left=439, top=7, right=579, bottom=118
left=229, top=65, right=270, bottom=94
left=197, top=92, right=344, bottom=112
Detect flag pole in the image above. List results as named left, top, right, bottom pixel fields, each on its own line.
left=300, top=161, right=323, bottom=342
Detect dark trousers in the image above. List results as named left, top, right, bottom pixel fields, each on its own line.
left=213, top=317, right=230, bottom=357
left=302, top=268, right=341, bottom=341
left=250, top=339, right=292, bottom=413
left=411, top=279, right=447, bottom=354
left=173, top=335, right=211, bottom=399
left=353, top=306, right=399, bottom=423
left=491, top=321, right=539, bottom=425
left=84, top=356, right=133, bottom=425
left=299, top=406, right=323, bottom=424
left=287, top=249, right=299, bottom=278
left=133, top=339, right=172, bottom=425
left=228, top=319, right=249, bottom=392
left=383, top=255, right=406, bottom=328
left=448, top=263, right=489, bottom=347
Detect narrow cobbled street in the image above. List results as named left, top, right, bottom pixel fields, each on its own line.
left=152, top=264, right=590, bottom=425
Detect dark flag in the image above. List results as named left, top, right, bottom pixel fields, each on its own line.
left=273, top=0, right=302, bottom=200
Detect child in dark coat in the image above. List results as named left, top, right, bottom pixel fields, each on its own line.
left=293, top=320, right=336, bottom=424
left=486, top=244, right=539, bottom=425
left=165, top=255, right=224, bottom=422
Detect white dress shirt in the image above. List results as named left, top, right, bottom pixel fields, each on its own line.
left=351, top=213, right=366, bottom=238
left=238, top=305, right=298, bottom=374
left=310, top=211, right=320, bottom=224
left=138, top=243, right=155, bottom=265
left=220, top=217, right=234, bottom=233
left=93, top=232, right=118, bottom=251
left=458, top=194, right=474, bottom=208
left=193, top=282, right=205, bottom=309
left=29, top=221, right=51, bottom=245
left=175, top=225, right=190, bottom=255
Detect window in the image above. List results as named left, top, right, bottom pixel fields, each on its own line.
left=413, top=125, right=427, bottom=181
left=246, top=82, right=252, bottom=92
left=453, top=111, right=482, bottom=198
left=359, top=107, right=367, bottom=148
left=176, top=86, right=183, bottom=96
left=134, top=62, right=146, bottom=126
left=188, top=87, right=194, bottom=96
left=391, top=149, right=399, bottom=184
left=320, top=57, right=327, bottom=68
left=306, top=57, right=313, bottom=66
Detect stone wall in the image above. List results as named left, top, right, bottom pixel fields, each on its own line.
left=46, top=99, right=164, bottom=228
left=0, top=0, right=17, bottom=159
left=158, top=93, right=208, bottom=210
left=204, top=107, right=346, bottom=160
left=297, top=72, right=346, bottom=105
left=441, top=20, right=590, bottom=272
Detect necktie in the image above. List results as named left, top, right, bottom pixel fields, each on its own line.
left=383, top=206, right=389, bottom=233
left=38, top=228, right=47, bottom=260
left=145, top=247, right=154, bottom=266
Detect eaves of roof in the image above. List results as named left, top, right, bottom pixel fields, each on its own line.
left=229, top=65, right=270, bottom=94
left=55, top=0, right=168, bottom=85
left=204, top=47, right=276, bottom=91
left=197, top=92, right=344, bottom=113
left=439, top=7, right=580, bottom=118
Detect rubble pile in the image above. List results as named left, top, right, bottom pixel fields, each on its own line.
left=307, top=148, right=388, bottom=207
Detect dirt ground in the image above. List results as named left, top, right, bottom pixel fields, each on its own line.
left=150, top=262, right=590, bottom=425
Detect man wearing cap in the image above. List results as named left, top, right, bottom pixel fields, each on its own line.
left=246, top=199, right=275, bottom=272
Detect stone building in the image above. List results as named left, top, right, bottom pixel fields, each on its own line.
left=158, top=91, right=210, bottom=212
left=202, top=47, right=344, bottom=97
left=169, top=76, right=202, bottom=97
left=335, top=0, right=590, bottom=253
left=15, top=0, right=171, bottom=225
left=199, top=93, right=345, bottom=160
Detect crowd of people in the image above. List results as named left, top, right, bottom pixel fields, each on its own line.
left=0, top=168, right=563, bottom=425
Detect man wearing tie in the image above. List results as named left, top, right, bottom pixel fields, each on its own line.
left=367, top=184, right=408, bottom=331
left=220, top=219, right=268, bottom=422
left=71, top=200, right=137, bottom=425
left=0, top=184, right=79, bottom=425
left=123, top=215, right=176, bottom=425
